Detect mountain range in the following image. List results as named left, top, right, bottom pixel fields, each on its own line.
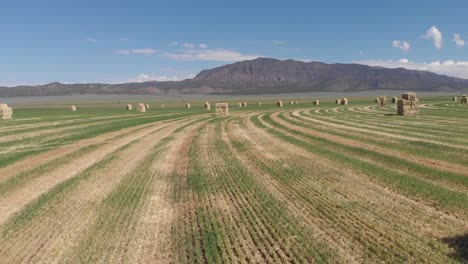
left=1, top=58, right=467, bottom=97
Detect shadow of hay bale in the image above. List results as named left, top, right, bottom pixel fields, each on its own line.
left=384, top=114, right=397, bottom=116
left=442, top=233, right=468, bottom=262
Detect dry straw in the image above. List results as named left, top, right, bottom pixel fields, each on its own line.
left=203, top=102, right=211, bottom=110
left=186, top=103, right=191, bottom=109
left=126, top=104, right=133, bottom=110
left=215, top=103, right=229, bottom=115
left=313, top=99, right=319, bottom=105
left=341, top=98, right=348, bottom=105
left=137, top=103, right=147, bottom=112
left=397, top=92, right=420, bottom=116
left=277, top=100, right=283, bottom=107
left=70, top=105, right=77, bottom=111
left=461, top=95, right=467, bottom=104
left=0, top=103, right=13, bottom=120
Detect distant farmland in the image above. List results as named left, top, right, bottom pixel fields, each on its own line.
left=0, top=97, right=467, bottom=263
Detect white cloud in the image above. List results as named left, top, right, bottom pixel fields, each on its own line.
left=357, top=59, right=468, bottom=79
left=181, top=42, right=195, bottom=48
left=161, top=49, right=261, bottom=62
left=169, top=41, right=179, bottom=46
left=129, top=73, right=196, bottom=82
left=392, top=40, right=411, bottom=51
left=453, top=33, right=465, bottom=47
left=86, top=38, right=97, bottom=42
left=117, top=48, right=158, bottom=55
left=199, top=43, right=208, bottom=48
left=423, top=26, right=443, bottom=49
left=398, top=58, right=409, bottom=63
left=272, top=40, right=287, bottom=45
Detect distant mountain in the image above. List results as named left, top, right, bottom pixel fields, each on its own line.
left=1, top=58, right=467, bottom=97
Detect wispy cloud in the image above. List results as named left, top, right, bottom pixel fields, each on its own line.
left=181, top=42, right=195, bottom=49
left=129, top=73, right=196, bottom=82
left=453, top=33, right=465, bottom=47
left=357, top=59, right=468, bottom=79
left=272, top=40, right=287, bottom=45
left=199, top=43, right=208, bottom=48
left=161, top=49, right=261, bottom=62
left=86, top=38, right=97, bottom=42
left=117, top=48, right=158, bottom=55
left=392, top=40, right=411, bottom=52
left=423, top=26, right=442, bottom=49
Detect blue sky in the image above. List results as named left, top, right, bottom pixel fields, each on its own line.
left=1, top=0, right=468, bottom=86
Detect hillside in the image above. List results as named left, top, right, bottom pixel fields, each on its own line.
left=1, top=58, right=468, bottom=97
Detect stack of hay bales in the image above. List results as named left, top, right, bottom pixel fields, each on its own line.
left=70, top=105, right=77, bottom=112
left=186, top=103, right=191, bottom=109
left=397, top=92, right=420, bottom=116
left=215, top=103, right=229, bottom=115
left=391, top=97, right=398, bottom=104
left=277, top=100, right=283, bottom=107
left=461, top=95, right=468, bottom=104
left=137, top=103, right=147, bottom=112
left=145, top=104, right=150, bottom=109
left=313, top=99, right=319, bottom=105
left=203, top=102, right=211, bottom=110
left=377, top=96, right=387, bottom=107
left=341, top=98, right=348, bottom=105
left=0, top=104, right=13, bottom=120
left=126, top=104, right=133, bottom=110
left=242, top=102, right=247, bottom=107
left=453, top=96, right=458, bottom=102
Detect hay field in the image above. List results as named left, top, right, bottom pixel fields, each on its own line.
left=0, top=96, right=467, bottom=263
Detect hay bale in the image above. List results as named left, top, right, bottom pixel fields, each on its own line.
left=145, top=104, right=150, bottom=109
left=215, top=103, right=229, bottom=115
left=0, top=103, right=13, bottom=120
left=402, top=93, right=416, bottom=100
left=397, top=93, right=420, bottom=116
left=161, top=104, right=165, bottom=108
left=374, top=98, right=379, bottom=103
left=341, top=98, right=348, bottom=105
left=238, top=102, right=243, bottom=107
left=289, top=101, right=294, bottom=105
left=242, top=102, right=247, bottom=107
left=313, top=99, right=320, bottom=105
left=453, top=96, right=458, bottom=102
left=126, top=104, right=133, bottom=110
left=335, top=99, right=341, bottom=104
left=392, top=97, right=398, bottom=104
left=70, top=105, right=77, bottom=112
left=276, top=100, right=283, bottom=107
left=461, top=95, right=468, bottom=104
left=377, top=96, right=387, bottom=107
left=185, top=103, right=191, bottom=109
left=295, top=100, right=299, bottom=104
left=203, top=102, right=211, bottom=110
left=257, top=101, right=262, bottom=106
left=137, top=103, right=146, bottom=112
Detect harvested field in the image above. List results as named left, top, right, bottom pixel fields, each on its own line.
left=0, top=96, right=467, bottom=263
